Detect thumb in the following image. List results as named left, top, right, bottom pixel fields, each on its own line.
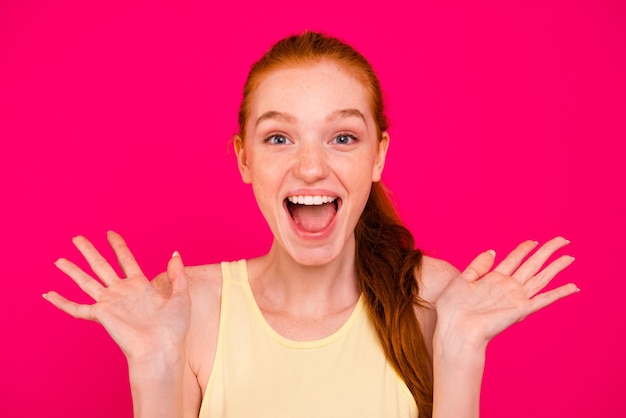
left=167, top=251, right=188, bottom=295
left=460, top=249, right=496, bottom=282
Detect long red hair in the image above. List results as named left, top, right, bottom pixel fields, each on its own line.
left=238, top=31, right=432, bottom=418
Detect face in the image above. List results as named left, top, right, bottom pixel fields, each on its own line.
left=235, top=60, right=389, bottom=266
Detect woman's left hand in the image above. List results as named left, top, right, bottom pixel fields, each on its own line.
left=434, top=237, right=578, bottom=350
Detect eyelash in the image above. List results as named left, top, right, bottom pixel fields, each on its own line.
left=332, top=133, right=359, bottom=145
left=263, top=133, right=291, bottom=145
left=262, top=132, right=359, bottom=145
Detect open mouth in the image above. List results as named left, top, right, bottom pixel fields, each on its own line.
left=285, top=195, right=339, bottom=233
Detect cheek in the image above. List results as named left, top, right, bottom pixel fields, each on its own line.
left=338, top=159, right=375, bottom=200
left=248, top=164, right=282, bottom=208
left=345, top=153, right=379, bottom=182
left=250, top=173, right=277, bottom=200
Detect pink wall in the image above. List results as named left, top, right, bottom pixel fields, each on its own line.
left=1, top=0, right=624, bottom=416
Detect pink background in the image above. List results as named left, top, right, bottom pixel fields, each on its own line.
left=1, top=0, right=624, bottom=416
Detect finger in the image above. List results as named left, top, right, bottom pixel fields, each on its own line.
left=168, top=251, right=189, bottom=296
left=460, top=250, right=496, bottom=282
left=55, top=258, right=104, bottom=301
left=43, top=291, right=96, bottom=320
left=107, top=231, right=144, bottom=278
left=493, top=240, right=538, bottom=276
left=525, top=255, right=576, bottom=297
left=527, top=283, right=579, bottom=314
left=72, top=235, right=119, bottom=286
left=512, top=237, right=570, bottom=284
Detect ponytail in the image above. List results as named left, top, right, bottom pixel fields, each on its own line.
left=355, top=182, right=433, bottom=418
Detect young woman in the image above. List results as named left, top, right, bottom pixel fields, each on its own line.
left=44, top=32, right=578, bottom=418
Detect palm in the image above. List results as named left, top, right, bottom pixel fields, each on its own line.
left=435, top=237, right=577, bottom=347
left=45, top=232, right=191, bottom=362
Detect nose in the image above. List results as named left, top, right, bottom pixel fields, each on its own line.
left=293, top=140, right=329, bottom=183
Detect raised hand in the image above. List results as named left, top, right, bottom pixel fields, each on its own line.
left=44, top=231, right=191, bottom=364
left=434, top=237, right=578, bottom=349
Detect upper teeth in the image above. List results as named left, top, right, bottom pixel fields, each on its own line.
left=288, top=195, right=337, bottom=205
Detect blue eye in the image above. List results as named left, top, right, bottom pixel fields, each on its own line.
left=333, top=133, right=358, bottom=145
left=264, top=134, right=291, bottom=145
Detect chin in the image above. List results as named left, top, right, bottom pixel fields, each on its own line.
left=290, top=250, right=340, bottom=267
left=279, top=232, right=355, bottom=268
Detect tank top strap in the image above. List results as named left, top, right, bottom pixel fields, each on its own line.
left=220, top=259, right=248, bottom=285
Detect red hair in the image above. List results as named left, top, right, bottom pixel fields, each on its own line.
left=238, top=31, right=432, bottom=418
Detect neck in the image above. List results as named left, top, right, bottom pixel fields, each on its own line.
left=250, top=237, right=360, bottom=317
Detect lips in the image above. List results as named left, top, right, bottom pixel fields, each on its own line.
left=285, top=195, right=339, bottom=234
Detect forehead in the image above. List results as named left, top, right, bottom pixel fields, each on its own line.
left=248, top=61, right=373, bottom=119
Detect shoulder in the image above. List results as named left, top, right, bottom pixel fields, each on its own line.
left=152, top=263, right=223, bottom=299
left=152, top=262, right=223, bottom=347
left=413, top=255, right=460, bottom=352
left=417, top=255, right=460, bottom=306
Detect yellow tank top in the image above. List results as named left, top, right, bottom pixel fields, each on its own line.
left=199, top=260, right=418, bottom=418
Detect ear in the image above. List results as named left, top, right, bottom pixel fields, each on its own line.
left=234, top=134, right=252, bottom=184
left=371, top=131, right=390, bottom=182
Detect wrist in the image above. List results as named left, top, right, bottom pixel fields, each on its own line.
left=126, top=343, right=185, bottom=376
left=433, top=325, right=488, bottom=364
left=433, top=311, right=491, bottom=349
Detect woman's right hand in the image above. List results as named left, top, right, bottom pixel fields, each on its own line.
left=44, top=231, right=191, bottom=365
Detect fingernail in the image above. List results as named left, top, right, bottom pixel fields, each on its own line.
left=576, top=287, right=581, bottom=292
left=487, top=249, right=496, bottom=257
left=564, top=238, right=571, bottom=244
left=42, top=293, right=48, bottom=299
left=570, top=256, right=576, bottom=262
left=172, top=251, right=180, bottom=258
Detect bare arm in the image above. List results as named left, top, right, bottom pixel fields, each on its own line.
left=152, top=272, right=205, bottom=418
left=424, top=237, right=577, bottom=418
left=44, top=231, right=197, bottom=418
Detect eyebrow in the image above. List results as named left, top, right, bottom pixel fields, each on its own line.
left=325, top=108, right=366, bottom=123
left=255, top=108, right=366, bottom=127
left=255, top=111, right=296, bottom=127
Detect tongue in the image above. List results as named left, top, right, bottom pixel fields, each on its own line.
left=290, top=202, right=336, bottom=233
